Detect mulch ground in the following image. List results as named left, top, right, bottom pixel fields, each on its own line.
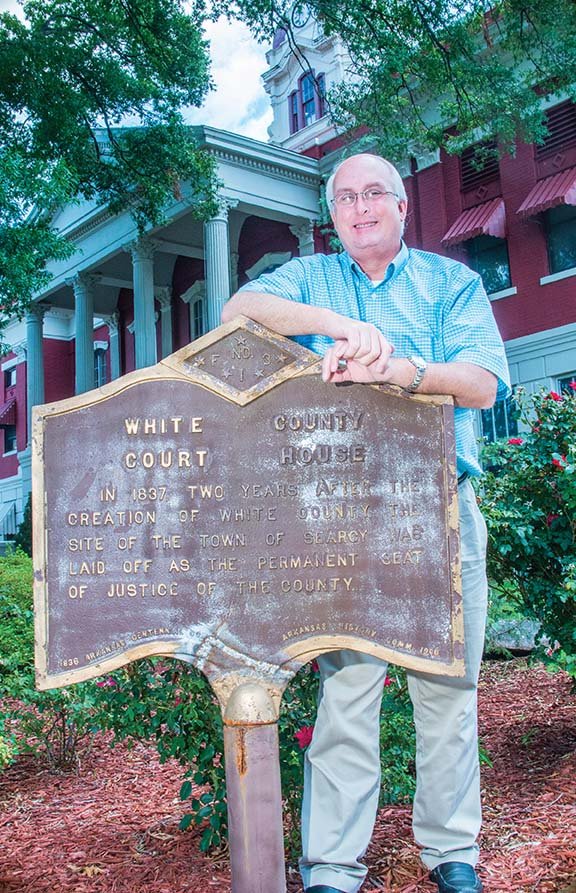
left=1, top=659, right=575, bottom=893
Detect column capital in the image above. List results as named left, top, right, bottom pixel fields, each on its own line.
left=125, top=235, right=156, bottom=262
left=66, top=272, right=100, bottom=293
left=155, top=286, right=172, bottom=309
left=289, top=219, right=317, bottom=242
left=26, top=302, right=49, bottom=323
left=13, top=343, right=27, bottom=361
left=103, top=312, right=120, bottom=335
left=208, top=197, right=239, bottom=225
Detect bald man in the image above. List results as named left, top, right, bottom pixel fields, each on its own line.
left=223, top=153, right=510, bottom=893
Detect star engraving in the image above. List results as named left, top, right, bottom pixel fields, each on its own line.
left=234, top=335, right=247, bottom=347
left=276, top=353, right=288, bottom=363
left=193, top=357, right=206, bottom=367
left=254, top=368, right=265, bottom=378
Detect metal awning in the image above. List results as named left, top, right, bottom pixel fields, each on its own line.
left=517, top=167, right=576, bottom=218
left=0, top=397, right=16, bottom=427
left=442, top=198, right=506, bottom=246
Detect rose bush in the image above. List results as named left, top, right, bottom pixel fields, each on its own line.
left=478, top=385, right=576, bottom=676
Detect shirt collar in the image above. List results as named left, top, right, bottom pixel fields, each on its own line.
left=344, top=241, right=409, bottom=285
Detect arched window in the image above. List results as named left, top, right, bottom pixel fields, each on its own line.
left=289, top=71, right=327, bottom=134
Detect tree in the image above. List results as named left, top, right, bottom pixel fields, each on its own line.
left=0, top=0, right=218, bottom=327
left=224, top=0, right=576, bottom=160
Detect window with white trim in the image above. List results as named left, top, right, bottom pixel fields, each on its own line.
left=3, top=367, right=16, bottom=390
left=545, top=204, right=576, bottom=274
left=94, top=347, right=108, bottom=388
left=3, top=425, right=16, bottom=454
left=288, top=71, right=326, bottom=134
left=481, top=394, right=519, bottom=442
left=192, top=298, right=205, bottom=340
left=466, top=235, right=511, bottom=295
left=558, top=373, right=576, bottom=395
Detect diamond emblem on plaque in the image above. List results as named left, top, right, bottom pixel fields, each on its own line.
left=162, top=317, right=319, bottom=405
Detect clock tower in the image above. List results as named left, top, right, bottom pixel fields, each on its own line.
left=262, top=4, right=354, bottom=152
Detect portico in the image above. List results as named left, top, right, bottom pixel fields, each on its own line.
left=10, top=127, right=321, bottom=507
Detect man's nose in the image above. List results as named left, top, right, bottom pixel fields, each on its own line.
left=356, top=193, right=370, bottom=213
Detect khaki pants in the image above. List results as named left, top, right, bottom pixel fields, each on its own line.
left=300, top=480, right=488, bottom=892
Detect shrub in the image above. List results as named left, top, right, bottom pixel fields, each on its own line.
left=0, top=550, right=98, bottom=769
left=479, top=386, right=576, bottom=676
left=14, top=494, right=32, bottom=557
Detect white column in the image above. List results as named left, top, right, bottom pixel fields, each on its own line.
left=290, top=219, right=316, bottom=256
left=204, top=202, right=232, bottom=332
left=128, top=237, right=157, bottom=369
left=107, top=313, right=121, bottom=380
left=155, top=287, right=173, bottom=358
left=71, top=273, right=96, bottom=394
left=25, top=303, right=47, bottom=442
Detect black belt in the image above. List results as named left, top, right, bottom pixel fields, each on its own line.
left=458, top=471, right=469, bottom=485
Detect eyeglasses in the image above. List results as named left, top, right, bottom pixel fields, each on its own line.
left=331, top=188, right=399, bottom=207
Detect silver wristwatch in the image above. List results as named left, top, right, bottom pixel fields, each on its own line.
left=406, top=355, right=427, bottom=392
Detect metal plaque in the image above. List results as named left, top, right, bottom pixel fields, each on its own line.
left=33, top=317, right=464, bottom=703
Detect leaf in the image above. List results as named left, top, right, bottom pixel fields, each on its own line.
left=179, top=780, right=192, bottom=801
left=178, top=813, right=194, bottom=831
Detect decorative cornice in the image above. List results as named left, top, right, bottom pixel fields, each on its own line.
left=245, top=252, right=292, bottom=281
left=212, top=148, right=320, bottom=188
left=180, top=281, right=206, bottom=304
left=63, top=208, right=114, bottom=243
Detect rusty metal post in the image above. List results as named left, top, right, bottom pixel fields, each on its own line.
left=223, top=682, right=286, bottom=893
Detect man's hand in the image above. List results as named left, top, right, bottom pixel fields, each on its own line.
left=325, top=325, right=394, bottom=372
left=322, top=338, right=394, bottom=384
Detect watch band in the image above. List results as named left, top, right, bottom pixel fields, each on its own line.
left=406, top=355, right=427, bottom=392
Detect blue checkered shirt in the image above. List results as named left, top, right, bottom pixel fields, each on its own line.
left=239, top=243, right=510, bottom=476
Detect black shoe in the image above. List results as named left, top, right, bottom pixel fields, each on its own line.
left=430, top=862, right=483, bottom=893
left=305, top=887, right=348, bottom=893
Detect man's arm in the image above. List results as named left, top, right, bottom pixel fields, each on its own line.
left=322, top=347, right=497, bottom=410
left=222, top=290, right=394, bottom=371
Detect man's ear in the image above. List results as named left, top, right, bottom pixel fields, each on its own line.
left=398, top=199, right=408, bottom=222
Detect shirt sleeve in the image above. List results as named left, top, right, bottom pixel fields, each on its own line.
left=441, top=269, right=511, bottom=401
left=236, top=257, right=311, bottom=304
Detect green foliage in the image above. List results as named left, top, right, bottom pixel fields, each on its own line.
left=91, top=660, right=228, bottom=852
left=378, top=670, right=416, bottom=806
left=0, top=0, right=218, bottom=320
left=0, top=550, right=100, bottom=769
left=224, top=0, right=576, bottom=161
left=14, top=494, right=32, bottom=557
left=479, top=386, right=576, bottom=676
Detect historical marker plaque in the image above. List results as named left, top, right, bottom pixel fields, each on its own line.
left=33, top=317, right=464, bottom=699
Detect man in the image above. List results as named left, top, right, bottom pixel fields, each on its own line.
left=222, top=153, right=510, bottom=893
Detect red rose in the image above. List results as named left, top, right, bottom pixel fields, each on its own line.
left=384, top=675, right=393, bottom=686
left=552, top=455, right=567, bottom=468
left=310, top=659, right=319, bottom=673
left=546, top=514, right=559, bottom=527
left=508, top=437, right=524, bottom=445
left=295, top=725, right=315, bottom=749
left=548, top=391, right=563, bottom=402
left=570, top=380, right=576, bottom=391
